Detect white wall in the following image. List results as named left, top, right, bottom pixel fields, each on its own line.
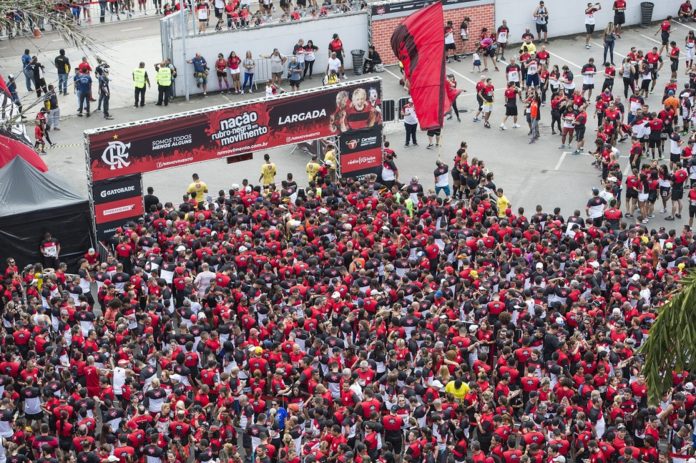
left=495, top=0, right=683, bottom=42
left=170, top=12, right=368, bottom=96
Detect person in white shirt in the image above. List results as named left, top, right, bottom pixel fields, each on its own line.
left=402, top=98, right=419, bottom=146
left=194, top=262, right=216, bottom=296
left=326, top=52, right=341, bottom=77
left=433, top=161, right=450, bottom=197
left=584, top=2, right=602, bottom=49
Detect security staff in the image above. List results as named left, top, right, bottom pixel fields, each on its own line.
left=132, top=61, right=151, bottom=108
left=155, top=61, right=172, bottom=106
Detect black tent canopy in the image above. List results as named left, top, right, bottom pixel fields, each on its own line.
left=0, top=157, right=93, bottom=271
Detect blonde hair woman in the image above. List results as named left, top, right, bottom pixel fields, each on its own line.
left=603, top=22, right=616, bottom=65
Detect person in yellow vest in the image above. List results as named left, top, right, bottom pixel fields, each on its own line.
left=259, top=153, right=277, bottom=188
left=132, top=61, right=150, bottom=108
left=323, top=145, right=337, bottom=183
left=187, top=173, right=208, bottom=203
left=306, top=155, right=321, bottom=184
left=155, top=60, right=172, bottom=106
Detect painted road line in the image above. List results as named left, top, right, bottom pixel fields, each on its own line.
left=638, top=34, right=686, bottom=56
left=672, top=20, right=696, bottom=32
left=121, top=27, right=143, bottom=32
left=447, top=67, right=477, bottom=86
left=591, top=42, right=627, bottom=59
left=639, top=33, right=662, bottom=45
left=555, top=151, right=568, bottom=170
left=383, top=66, right=403, bottom=82
left=548, top=51, right=581, bottom=69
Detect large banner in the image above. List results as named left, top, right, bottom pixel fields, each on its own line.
left=91, top=174, right=143, bottom=241
left=338, top=125, right=382, bottom=179
left=86, top=78, right=384, bottom=182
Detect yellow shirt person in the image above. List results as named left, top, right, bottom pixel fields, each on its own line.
left=259, top=154, right=277, bottom=187
left=187, top=173, right=208, bottom=203
left=306, top=156, right=322, bottom=183
left=496, top=188, right=510, bottom=218
left=444, top=379, right=470, bottom=401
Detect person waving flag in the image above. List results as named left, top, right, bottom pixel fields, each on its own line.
left=391, top=2, right=450, bottom=130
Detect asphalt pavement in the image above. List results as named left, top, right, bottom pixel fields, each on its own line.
left=1, top=19, right=694, bottom=231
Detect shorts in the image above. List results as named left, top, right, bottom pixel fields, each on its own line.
left=582, top=83, right=594, bottom=90
left=427, top=128, right=442, bottom=136
left=626, top=189, right=638, bottom=199
left=672, top=187, right=684, bottom=201
left=526, top=74, right=540, bottom=87
left=476, top=96, right=483, bottom=111
left=648, top=191, right=658, bottom=203
left=562, top=127, right=574, bottom=137
left=505, top=105, right=518, bottom=116
left=482, top=102, right=493, bottom=113
left=672, top=153, right=682, bottom=163
left=690, top=204, right=696, bottom=218
left=671, top=59, right=679, bottom=72
left=660, top=186, right=671, bottom=198
left=230, top=68, right=241, bottom=75
left=586, top=24, right=595, bottom=34
left=614, top=11, right=625, bottom=25
left=215, top=7, right=223, bottom=17
left=217, top=70, right=227, bottom=78
left=641, top=79, right=651, bottom=91
left=662, top=31, right=670, bottom=46
left=648, top=136, right=661, bottom=148
left=576, top=126, right=586, bottom=141
left=536, top=23, right=547, bottom=33
left=445, top=43, right=456, bottom=50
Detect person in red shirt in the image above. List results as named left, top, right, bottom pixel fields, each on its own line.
left=655, top=15, right=673, bottom=55
left=667, top=162, right=689, bottom=220
left=501, top=81, right=521, bottom=130
left=613, top=0, right=626, bottom=37
left=679, top=0, right=693, bottom=20
left=668, top=40, right=681, bottom=79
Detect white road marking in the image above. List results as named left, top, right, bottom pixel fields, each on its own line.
left=548, top=51, right=581, bottom=69
left=121, top=27, right=143, bottom=32
left=591, top=42, right=627, bottom=59
left=383, top=66, right=402, bottom=82
left=639, top=33, right=662, bottom=45
left=672, top=20, right=696, bottom=32
left=555, top=151, right=568, bottom=170
left=446, top=66, right=477, bottom=86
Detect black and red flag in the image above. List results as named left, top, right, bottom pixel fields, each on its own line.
left=390, top=1, right=450, bottom=130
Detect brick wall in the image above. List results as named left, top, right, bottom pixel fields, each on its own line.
left=371, top=3, right=495, bottom=66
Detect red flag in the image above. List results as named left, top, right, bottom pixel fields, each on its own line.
left=0, top=75, right=10, bottom=98
left=0, top=133, right=48, bottom=172
left=391, top=2, right=450, bottom=130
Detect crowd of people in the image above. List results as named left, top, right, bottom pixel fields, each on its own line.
left=2, top=139, right=696, bottom=463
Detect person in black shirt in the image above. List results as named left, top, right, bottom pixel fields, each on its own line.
left=143, top=186, right=160, bottom=213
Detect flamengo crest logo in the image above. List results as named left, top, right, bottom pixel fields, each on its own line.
left=102, top=140, right=131, bottom=170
